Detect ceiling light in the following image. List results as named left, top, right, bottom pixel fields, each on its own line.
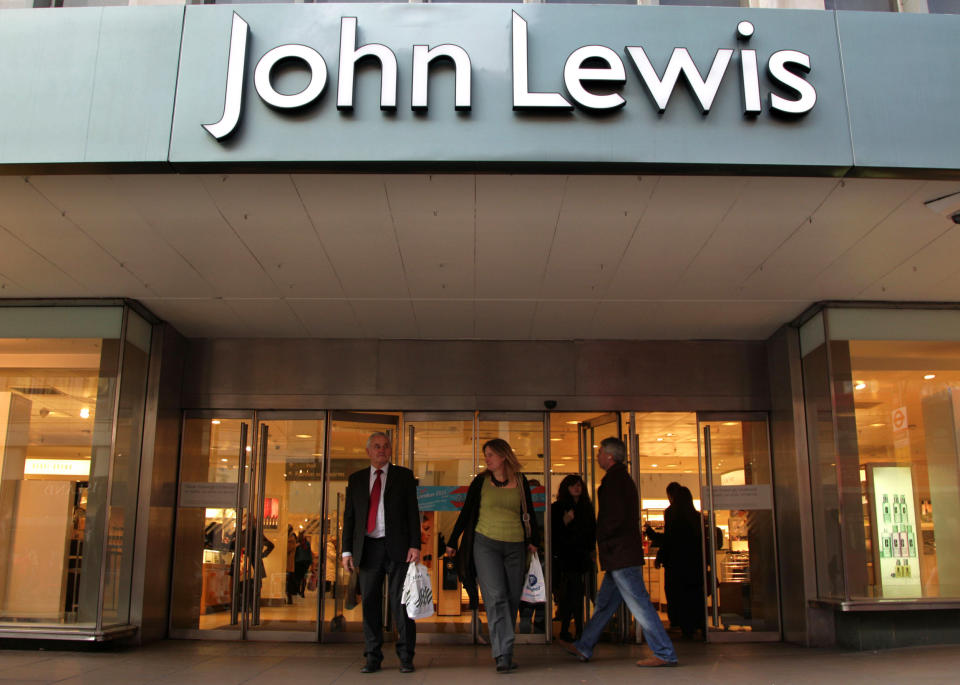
left=565, top=420, right=579, bottom=425
left=666, top=433, right=674, bottom=437
left=650, top=464, right=658, bottom=468
left=550, top=437, right=562, bottom=442
left=656, top=438, right=664, bottom=442
left=312, top=453, right=323, bottom=457
left=246, top=446, right=252, bottom=452
left=221, top=458, right=228, bottom=462
left=79, top=407, right=90, bottom=419
left=869, top=423, right=885, bottom=428
left=722, top=422, right=737, bottom=427
left=854, top=381, right=866, bottom=390
left=924, top=374, right=936, bottom=380
left=211, top=420, right=221, bottom=425
left=295, top=434, right=312, bottom=439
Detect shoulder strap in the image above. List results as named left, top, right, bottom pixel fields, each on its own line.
left=518, top=474, right=532, bottom=540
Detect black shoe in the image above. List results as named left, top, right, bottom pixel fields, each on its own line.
left=399, top=662, right=415, bottom=674
left=360, top=661, right=381, bottom=674
left=495, top=656, right=517, bottom=673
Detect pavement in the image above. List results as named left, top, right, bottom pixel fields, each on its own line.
left=0, top=639, right=959, bottom=685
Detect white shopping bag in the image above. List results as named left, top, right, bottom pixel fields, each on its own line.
left=520, top=552, right=546, bottom=604
left=401, top=562, right=434, bottom=620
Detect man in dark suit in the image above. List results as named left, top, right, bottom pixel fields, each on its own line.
left=560, top=437, right=678, bottom=668
left=341, top=432, right=421, bottom=674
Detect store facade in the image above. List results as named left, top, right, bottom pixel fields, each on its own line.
left=0, top=2, right=959, bottom=651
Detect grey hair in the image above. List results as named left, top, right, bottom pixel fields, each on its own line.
left=599, top=436, right=626, bottom=462
left=367, top=431, right=390, bottom=450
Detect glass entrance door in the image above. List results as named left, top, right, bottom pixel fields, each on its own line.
left=697, top=413, right=780, bottom=641
left=322, top=411, right=401, bottom=643
left=404, top=412, right=476, bottom=641
left=577, top=414, right=629, bottom=642
left=245, top=413, right=326, bottom=639
left=170, top=412, right=325, bottom=640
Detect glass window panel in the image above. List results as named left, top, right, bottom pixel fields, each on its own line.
left=802, top=342, right=846, bottom=598
left=825, top=0, right=892, bottom=9
left=0, top=336, right=119, bottom=626
left=929, top=0, right=960, bottom=14
left=101, top=319, right=152, bottom=626
left=833, top=338, right=960, bottom=599
left=407, top=416, right=474, bottom=635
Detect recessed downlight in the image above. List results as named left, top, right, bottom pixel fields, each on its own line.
left=854, top=381, right=867, bottom=390
left=924, top=374, right=936, bottom=380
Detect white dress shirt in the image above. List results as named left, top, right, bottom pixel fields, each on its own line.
left=366, top=463, right=388, bottom=539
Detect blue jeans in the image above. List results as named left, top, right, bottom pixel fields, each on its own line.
left=574, top=566, right=677, bottom=663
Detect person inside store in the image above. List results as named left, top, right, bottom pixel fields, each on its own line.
left=559, top=437, right=678, bottom=668
left=294, top=531, right=313, bottom=598
left=286, top=524, right=298, bottom=604
left=341, top=432, right=421, bottom=675
left=644, top=483, right=705, bottom=640
left=444, top=438, right=540, bottom=674
left=227, top=514, right=274, bottom=610
left=551, top=474, right=596, bottom=642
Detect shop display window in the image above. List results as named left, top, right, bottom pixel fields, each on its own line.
left=802, top=307, right=960, bottom=600
left=0, top=305, right=150, bottom=629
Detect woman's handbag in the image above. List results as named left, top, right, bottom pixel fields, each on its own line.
left=521, top=552, right=546, bottom=604
left=401, top=562, right=434, bottom=620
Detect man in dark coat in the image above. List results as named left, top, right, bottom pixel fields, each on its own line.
left=560, top=437, right=678, bottom=667
left=341, top=432, right=421, bottom=674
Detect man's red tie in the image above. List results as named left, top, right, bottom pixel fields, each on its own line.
left=366, top=469, right=383, bottom=534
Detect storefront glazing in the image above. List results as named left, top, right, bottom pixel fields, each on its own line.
left=801, top=306, right=960, bottom=603
left=0, top=303, right=152, bottom=639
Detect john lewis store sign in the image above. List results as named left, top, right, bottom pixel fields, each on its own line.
left=170, top=5, right=850, bottom=169
left=204, top=11, right=816, bottom=140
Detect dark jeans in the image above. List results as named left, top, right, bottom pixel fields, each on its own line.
left=358, top=537, right=415, bottom=665
left=473, top=532, right=526, bottom=660
left=555, top=568, right=586, bottom=638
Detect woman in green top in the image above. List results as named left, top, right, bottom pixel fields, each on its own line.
left=445, top=439, right=540, bottom=673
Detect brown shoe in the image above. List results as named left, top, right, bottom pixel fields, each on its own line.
left=636, top=656, right=677, bottom=667
left=557, top=639, right=589, bottom=663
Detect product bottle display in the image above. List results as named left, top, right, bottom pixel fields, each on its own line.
left=899, top=528, right=908, bottom=558
left=901, top=495, right=909, bottom=522
left=881, top=530, right=892, bottom=558
left=907, top=525, right=917, bottom=558
left=895, top=559, right=902, bottom=578
left=882, top=494, right=891, bottom=524
left=893, top=495, right=902, bottom=524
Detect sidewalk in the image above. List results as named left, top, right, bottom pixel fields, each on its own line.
left=1, top=639, right=959, bottom=685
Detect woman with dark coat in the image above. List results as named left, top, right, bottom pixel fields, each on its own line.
left=551, top=474, right=596, bottom=642
left=644, top=483, right=705, bottom=639
left=445, top=439, right=540, bottom=673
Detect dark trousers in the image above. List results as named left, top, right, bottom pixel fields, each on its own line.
left=555, top=569, right=586, bottom=638
left=473, top=533, right=526, bottom=660
left=358, top=537, right=415, bottom=664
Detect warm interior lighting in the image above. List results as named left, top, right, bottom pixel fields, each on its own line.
left=211, top=420, right=221, bottom=425
left=565, top=420, right=579, bottom=425
left=854, top=381, right=867, bottom=390
left=656, top=437, right=664, bottom=441
left=550, top=437, right=562, bottom=442
left=24, top=458, right=91, bottom=477
left=722, top=421, right=737, bottom=426
left=666, top=433, right=674, bottom=437
left=221, top=458, right=228, bottom=462
left=870, top=423, right=886, bottom=427
left=650, top=463, right=658, bottom=468
left=79, top=407, right=90, bottom=419
left=295, top=434, right=312, bottom=439
left=924, top=374, right=936, bottom=380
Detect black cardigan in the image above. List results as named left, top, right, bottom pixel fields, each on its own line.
left=445, top=472, right=541, bottom=607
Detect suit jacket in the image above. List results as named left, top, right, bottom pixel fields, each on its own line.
left=596, top=462, right=645, bottom=571
left=342, top=464, right=421, bottom=565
